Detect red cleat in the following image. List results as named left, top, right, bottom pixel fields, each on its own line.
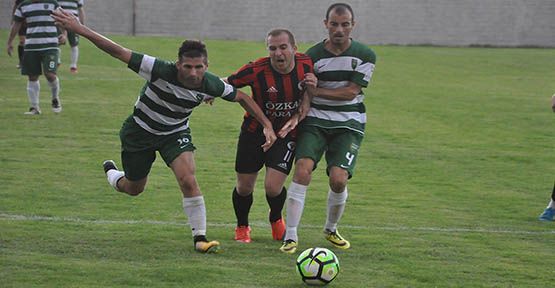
left=271, top=218, right=286, bottom=241
left=234, top=226, right=251, bottom=243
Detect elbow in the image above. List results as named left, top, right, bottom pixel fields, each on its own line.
left=345, top=88, right=361, bottom=100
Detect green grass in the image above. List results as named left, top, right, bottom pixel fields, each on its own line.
left=1, top=30, right=554, bottom=287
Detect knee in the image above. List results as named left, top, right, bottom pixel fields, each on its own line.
left=124, top=180, right=146, bottom=196
left=177, top=174, right=199, bottom=195
left=45, top=73, right=57, bottom=82
left=293, top=160, right=314, bottom=184
left=264, top=183, right=282, bottom=197
left=127, top=187, right=144, bottom=196
left=236, top=182, right=254, bottom=196
left=329, top=174, right=348, bottom=193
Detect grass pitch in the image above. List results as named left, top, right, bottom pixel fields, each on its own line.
left=1, top=30, right=554, bottom=287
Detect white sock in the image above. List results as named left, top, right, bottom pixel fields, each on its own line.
left=284, top=181, right=307, bottom=242
left=27, top=80, right=40, bottom=108
left=183, top=196, right=206, bottom=237
left=548, top=199, right=554, bottom=209
left=325, top=187, right=348, bottom=232
left=47, top=77, right=60, bottom=100
left=70, top=46, right=79, bottom=68
left=106, top=170, right=124, bottom=191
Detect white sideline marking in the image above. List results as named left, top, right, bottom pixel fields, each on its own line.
left=1, top=213, right=554, bottom=235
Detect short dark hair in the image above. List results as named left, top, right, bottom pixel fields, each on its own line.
left=325, top=3, right=354, bottom=21
left=178, top=39, right=207, bottom=62
left=266, top=28, right=296, bottom=46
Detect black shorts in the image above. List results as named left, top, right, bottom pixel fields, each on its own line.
left=235, top=129, right=296, bottom=175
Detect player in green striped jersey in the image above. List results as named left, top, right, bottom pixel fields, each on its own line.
left=58, top=0, right=85, bottom=73
left=280, top=3, right=377, bottom=254
left=7, top=0, right=65, bottom=115
left=52, top=8, right=277, bottom=253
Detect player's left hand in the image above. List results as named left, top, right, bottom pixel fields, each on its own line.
left=58, top=34, right=66, bottom=45
left=261, top=126, right=277, bottom=152
left=278, top=113, right=299, bottom=138
left=551, top=94, right=555, bottom=112
left=52, top=8, right=80, bottom=31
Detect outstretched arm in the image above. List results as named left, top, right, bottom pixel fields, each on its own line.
left=234, top=90, right=277, bottom=151
left=52, top=8, right=131, bottom=64
left=552, top=94, right=555, bottom=113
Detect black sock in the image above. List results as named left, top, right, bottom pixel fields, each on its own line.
left=193, top=235, right=207, bottom=244
left=551, top=181, right=555, bottom=202
left=267, top=187, right=287, bottom=222
left=18, top=45, right=24, bottom=64
left=232, top=187, right=252, bottom=227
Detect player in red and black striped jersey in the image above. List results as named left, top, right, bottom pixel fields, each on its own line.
left=226, top=28, right=317, bottom=243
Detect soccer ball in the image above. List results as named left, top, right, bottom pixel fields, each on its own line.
left=296, top=247, right=340, bottom=286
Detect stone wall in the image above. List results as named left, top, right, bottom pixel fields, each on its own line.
left=2, top=0, right=554, bottom=47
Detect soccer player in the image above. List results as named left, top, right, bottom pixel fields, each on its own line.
left=279, top=3, right=377, bottom=254
left=7, top=0, right=65, bottom=115
left=11, top=0, right=27, bottom=68
left=225, top=28, right=316, bottom=243
left=538, top=94, right=555, bottom=221
left=58, top=0, right=85, bottom=73
left=51, top=8, right=277, bottom=253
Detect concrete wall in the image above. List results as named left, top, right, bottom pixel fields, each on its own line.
left=2, top=0, right=554, bottom=47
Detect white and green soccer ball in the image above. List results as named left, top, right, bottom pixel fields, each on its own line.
left=296, top=247, right=340, bottom=286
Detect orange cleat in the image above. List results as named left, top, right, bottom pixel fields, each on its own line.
left=271, top=218, right=286, bottom=241
left=234, top=225, right=252, bottom=243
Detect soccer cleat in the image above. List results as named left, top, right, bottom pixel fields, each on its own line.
left=195, top=240, right=222, bottom=254
left=102, top=160, right=124, bottom=191
left=24, top=107, right=41, bottom=115
left=279, top=239, right=297, bottom=254
left=234, top=226, right=252, bottom=243
left=539, top=207, right=554, bottom=221
left=270, top=218, right=286, bottom=241
left=324, top=229, right=351, bottom=249
left=70, top=67, right=78, bottom=74
left=51, top=98, right=62, bottom=113
left=102, top=160, right=118, bottom=173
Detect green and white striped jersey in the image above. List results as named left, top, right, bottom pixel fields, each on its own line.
left=14, top=0, right=60, bottom=52
left=127, top=52, right=237, bottom=135
left=305, top=40, right=376, bottom=135
left=58, top=0, right=83, bottom=16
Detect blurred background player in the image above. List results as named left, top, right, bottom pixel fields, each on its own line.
left=52, top=8, right=276, bottom=253
left=280, top=3, right=377, bottom=253
left=58, top=0, right=85, bottom=73
left=12, top=0, right=27, bottom=69
left=538, top=94, right=555, bottom=221
left=225, top=28, right=316, bottom=243
left=7, top=0, right=64, bottom=115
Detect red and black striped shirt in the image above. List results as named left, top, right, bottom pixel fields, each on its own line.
left=227, top=53, right=314, bottom=135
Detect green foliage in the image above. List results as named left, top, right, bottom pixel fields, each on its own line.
left=1, top=30, right=554, bottom=287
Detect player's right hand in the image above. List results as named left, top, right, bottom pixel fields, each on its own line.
left=7, top=43, right=13, bottom=57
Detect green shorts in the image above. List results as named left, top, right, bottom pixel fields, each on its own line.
left=119, top=116, right=196, bottom=181
left=21, top=49, right=59, bottom=76
left=67, top=31, right=79, bottom=47
left=295, top=125, right=363, bottom=178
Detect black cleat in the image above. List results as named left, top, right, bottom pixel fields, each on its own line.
left=102, top=160, right=118, bottom=173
